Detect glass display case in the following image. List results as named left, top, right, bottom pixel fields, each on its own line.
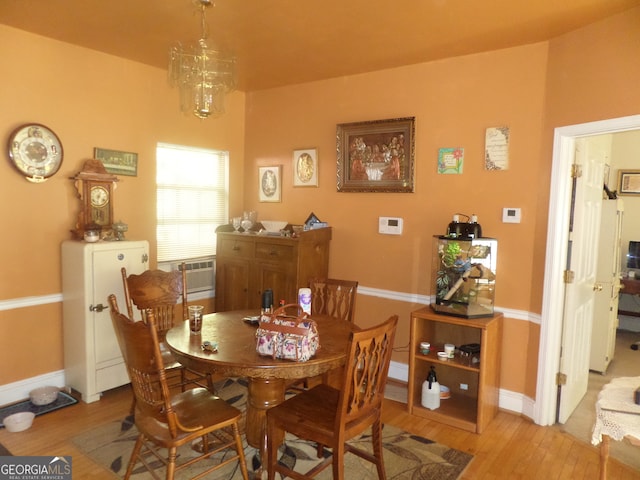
left=431, top=236, right=497, bottom=318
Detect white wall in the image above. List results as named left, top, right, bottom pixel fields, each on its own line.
left=610, top=130, right=640, bottom=330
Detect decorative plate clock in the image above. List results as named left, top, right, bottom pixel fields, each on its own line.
left=7, top=123, right=63, bottom=182
left=70, top=159, right=119, bottom=238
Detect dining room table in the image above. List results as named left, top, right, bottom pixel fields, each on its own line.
left=165, top=309, right=354, bottom=466
left=591, top=376, right=640, bottom=479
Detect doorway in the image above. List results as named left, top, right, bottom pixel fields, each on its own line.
left=534, top=114, right=640, bottom=427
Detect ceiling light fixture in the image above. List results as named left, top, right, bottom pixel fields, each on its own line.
left=168, top=0, right=236, bottom=119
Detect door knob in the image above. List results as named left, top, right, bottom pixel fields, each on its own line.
left=90, top=304, right=108, bottom=312
left=593, top=284, right=603, bottom=292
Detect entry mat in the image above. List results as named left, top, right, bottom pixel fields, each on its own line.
left=0, top=392, right=78, bottom=428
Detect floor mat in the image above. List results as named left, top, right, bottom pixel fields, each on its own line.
left=0, top=392, right=78, bottom=428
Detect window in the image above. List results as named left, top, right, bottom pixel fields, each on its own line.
left=156, top=143, right=228, bottom=262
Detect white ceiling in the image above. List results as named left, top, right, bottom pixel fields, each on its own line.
left=1, top=0, right=638, bottom=91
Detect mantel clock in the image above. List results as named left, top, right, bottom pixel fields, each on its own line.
left=71, top=159, right=119, bottom=238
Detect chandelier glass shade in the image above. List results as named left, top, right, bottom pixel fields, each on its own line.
left=168, top=1, right=236, bottom=119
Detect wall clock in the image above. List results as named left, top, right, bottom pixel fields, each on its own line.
left=7, top=123, right=63, bottom=182
left=70, top=159, right=119, bottom=238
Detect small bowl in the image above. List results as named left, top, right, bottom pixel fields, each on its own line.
left=3, top=412, right=35, bottom=432
left=84, top=231, right=100, bottom=243
left=29, top=386, right=59, bottom=406
left=260, top=220, right=288, bottom=233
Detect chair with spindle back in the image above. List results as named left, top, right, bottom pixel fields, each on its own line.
left=121, top=265, right=214, bottom=393
left=266, top=315, right=398, bottom=480
left=108, top=294, right=249, bottom=480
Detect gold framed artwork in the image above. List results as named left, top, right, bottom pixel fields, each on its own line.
left=293, top=148, right=318, bottom=187
left=336, top=117, right=415, bottom=193
left=94, top=147, right=138, bottom=176
left=258, top=165, right=282, bottom=202
left=618, top=169, right=640, bottom=195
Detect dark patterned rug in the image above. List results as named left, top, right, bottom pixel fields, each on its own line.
left=72, top=378, right=473, bottom=479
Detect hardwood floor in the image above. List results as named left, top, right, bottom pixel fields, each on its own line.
left=0, top=384, right=638, bottom=479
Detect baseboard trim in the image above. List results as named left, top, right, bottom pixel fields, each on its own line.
left=0, top=370, right=66, bottom=406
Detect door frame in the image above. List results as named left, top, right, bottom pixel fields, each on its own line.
left=535, top=114, right=640, bottom=426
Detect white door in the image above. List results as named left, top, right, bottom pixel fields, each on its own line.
left=557, top=136, right=610, bottom=423
left=92, top=243, right=148, bottom=368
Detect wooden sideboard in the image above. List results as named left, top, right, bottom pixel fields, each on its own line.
left=215, top=228, right=331, bottom=311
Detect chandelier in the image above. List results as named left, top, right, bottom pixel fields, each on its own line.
left=168, top=0, right=237, bottom=119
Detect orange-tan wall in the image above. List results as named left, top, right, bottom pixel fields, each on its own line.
left=0, top=25, right=246, bottom=383
left=1, top=6, right=639, bottom=405
left=241, top=43, right=549, bottom=397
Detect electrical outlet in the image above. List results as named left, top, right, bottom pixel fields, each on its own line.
left=460, top=383, right=469, bottom=391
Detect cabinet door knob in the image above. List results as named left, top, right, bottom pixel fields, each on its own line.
left=232, top=245, right=240, bottom=251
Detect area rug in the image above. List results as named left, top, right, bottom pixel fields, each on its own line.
left=73, top=378, right=473, bottom=479
left=0, top=392, right=78, bottom=428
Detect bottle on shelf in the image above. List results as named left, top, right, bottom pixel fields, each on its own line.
left=446, top=214, right=462, bottom=238
left=467, top=214, right=482, bottom=239
left=421, top=366, right=440, bottom=410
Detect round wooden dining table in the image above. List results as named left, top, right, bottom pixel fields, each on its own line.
left=165, top=310, right=353, bottom=462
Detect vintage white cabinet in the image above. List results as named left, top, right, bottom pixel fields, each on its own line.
left=589, top=198, right=623, bottom=373
left=61, top=240, right=149, bottom=402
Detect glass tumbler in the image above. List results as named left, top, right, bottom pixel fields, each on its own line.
left=188, top=305, right=204, bottom=335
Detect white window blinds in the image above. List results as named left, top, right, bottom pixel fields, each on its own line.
left=156, top=143, right=229, bottom=262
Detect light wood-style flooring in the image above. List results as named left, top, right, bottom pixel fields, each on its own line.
left=0, top=383, right=638, bottom=479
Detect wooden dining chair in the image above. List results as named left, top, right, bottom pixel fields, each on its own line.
left=288, top=278, right=359, bottom=392
left=266, top=314, right=398, bottom=480
left=108, top=295, right=249, bottom=480
left=121, top=265, right=214, bottom=393
left=309, top=278, right=359, bottom=323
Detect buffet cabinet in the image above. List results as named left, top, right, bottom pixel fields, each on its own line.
left=61, top=240, right=149, bottom=402
left=215, top=228, right=331, bottom=311
left=407, top=307, right=502, bottom=433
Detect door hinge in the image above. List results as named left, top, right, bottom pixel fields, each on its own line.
left=571, top=164, right=582, bottom=178
left=556, top=372, right=567, bottom=386
left=563, top=270, right=575, bottom=283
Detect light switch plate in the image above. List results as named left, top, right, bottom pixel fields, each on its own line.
left=378, top=217, right=403, bottom=235
left=502, top=208, right=521, bottom=223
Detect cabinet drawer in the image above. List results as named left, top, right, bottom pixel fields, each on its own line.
left=218, top=238, right=254, bottom=259
left=255, top=242, right=294, bottom=262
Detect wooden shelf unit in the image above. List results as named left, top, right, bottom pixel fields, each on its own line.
left=407, top=307, right=503, bottom=433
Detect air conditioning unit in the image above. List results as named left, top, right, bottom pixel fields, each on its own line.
left=178, top=258, right=215, bottom=294
left=157, top=257, right=215, bottom=294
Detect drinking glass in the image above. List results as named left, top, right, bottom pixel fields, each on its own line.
left=188, top=305, right=204, bottom=335
left=232, top=217, right=241, bottom=232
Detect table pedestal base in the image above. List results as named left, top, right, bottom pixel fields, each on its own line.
left=246, top=377, right=286, bottom=464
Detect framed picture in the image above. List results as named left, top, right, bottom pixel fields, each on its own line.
left=94, top=147, right=138, bottom=176
left=258, top=165, right=282, bottom=202
left=618, top=169, right=640, bottom=195
left=336, top=117, right=415, bottom=193
left=293, top=148, right=318, bottom=187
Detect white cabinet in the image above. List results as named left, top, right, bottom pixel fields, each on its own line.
left=61, top=240, right=149, bottom=402
left=590, top=199, right=623, bottom=373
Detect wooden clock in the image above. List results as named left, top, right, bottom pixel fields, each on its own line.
left=71, top=159, right=119, bottom=239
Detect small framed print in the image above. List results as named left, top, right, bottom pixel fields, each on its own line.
left=618, top=169, right=640, bottom=195
left=293, top=148, right=318, bottom=187
left=94, top=147, right=138, bottom=176
left=259, top=165, right=282, bottom=202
